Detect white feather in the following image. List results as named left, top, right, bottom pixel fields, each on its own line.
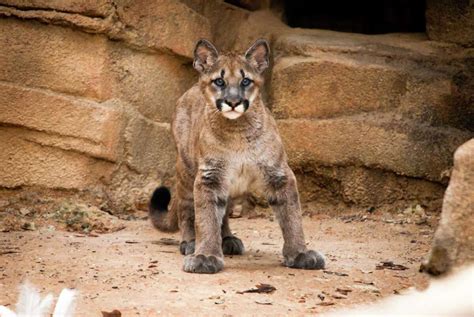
left=52, top=288, right=77, bottom=317
left=0, top=305, right=17, bottom=317
left=15, top=283, right=53, bottom=317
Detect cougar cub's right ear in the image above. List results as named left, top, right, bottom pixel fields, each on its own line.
left=193, top=39, right=219, bottom=73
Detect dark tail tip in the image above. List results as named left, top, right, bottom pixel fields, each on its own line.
left=150, top=186, right=171, bottom=212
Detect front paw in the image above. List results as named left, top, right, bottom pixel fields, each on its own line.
left=179, top=240, right=195, bottom=255
left=183, top=254, right=224, bottom=274
left=222, top=236, right=245, bottom=255
left=285, top=250, right=325, bottom=270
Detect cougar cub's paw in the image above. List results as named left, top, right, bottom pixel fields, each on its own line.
left=179, top=240, right=195, bottom=255
left=285, top=250, right=325, bottom=270
left=222, top=236, right=245, bottom=255
left=183, top=254, right=224, bottom=274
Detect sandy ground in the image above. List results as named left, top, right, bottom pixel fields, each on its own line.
left=0, top=212, right=435, bottom=316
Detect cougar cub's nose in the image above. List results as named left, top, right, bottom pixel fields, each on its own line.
left=225, top=98, right=242, bottom=109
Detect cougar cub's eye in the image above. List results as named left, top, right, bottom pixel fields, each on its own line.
left=241, top=78, right=252, bottom=87
left=213, top=78, right=226, bottom=87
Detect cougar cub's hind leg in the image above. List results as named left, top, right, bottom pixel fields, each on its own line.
left=221, top=199, right=245, bottom=255
left=264, top=165, right=325, bottom=270
left=178, top=195, right=195, bottom=255
left=175, top=180, right=196, bottom=256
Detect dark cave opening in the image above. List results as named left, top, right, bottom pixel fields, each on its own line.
left=283, top=0, right=426, bottom=35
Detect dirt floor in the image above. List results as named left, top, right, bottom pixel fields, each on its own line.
left=0, top=205, right=438, bottom=316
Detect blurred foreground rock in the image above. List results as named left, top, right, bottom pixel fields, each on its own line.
left=422, top=139, right=474, bottom=275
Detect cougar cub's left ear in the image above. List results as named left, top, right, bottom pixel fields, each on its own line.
left=245, top=39, right=270, bottom=73
left=193, top=39, right=219, bottom=73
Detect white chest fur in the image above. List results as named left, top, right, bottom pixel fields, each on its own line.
left=227, top=158, right=262, bottom=198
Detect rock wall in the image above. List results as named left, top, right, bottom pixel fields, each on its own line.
left=0, top=0, right=213, bottom=211
left=0, top=0, right=473, bottom=213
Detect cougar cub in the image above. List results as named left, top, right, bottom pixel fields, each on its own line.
left=149, top=39, right=325, bottom=274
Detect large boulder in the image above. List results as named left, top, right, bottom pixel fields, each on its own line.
left=422, top=139, right=474, bottom=275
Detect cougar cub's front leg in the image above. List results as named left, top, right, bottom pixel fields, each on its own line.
left=180, top=200, right=245, bottom=256
left=264, top=165, right=325, bottom=269
left=183, top=161, right=227, bottom=273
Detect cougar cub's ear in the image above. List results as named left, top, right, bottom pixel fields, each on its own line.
left=245, top=39, right=270, bottom=73
left=193, top=39, right=219, bottom=73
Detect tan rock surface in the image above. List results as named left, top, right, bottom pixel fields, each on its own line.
left=271, top=56, right=406, bottom=119
left=181, top=0, right=250, bottom=51
left=278, top=115, right=471, bottom=182
left=124, top=114, right=176, bottom=176
left=0, top=127, right=114, bottom=189
left=0, top=0, right=113, bottom=17
left=423, top=139, right=474, bottom=274
left=295, top=165, right=445, bottom=207
left=0, top=83, right=125, bottom=161
left=110, top=47, right=196, bottom=123
left=115, top=0, right=212, bottom=58
left=0, top=18, right=112, bottom=100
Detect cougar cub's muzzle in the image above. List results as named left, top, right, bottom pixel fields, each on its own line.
left=216, top=97, right=249, bottom=120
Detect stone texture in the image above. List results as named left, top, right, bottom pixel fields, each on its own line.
left=278, top=115, right=472, bottom=182
left=124, top=114, right=176, bottom=177
left=110, top=46, right=196, bottom=123
left=0, top=0, right=113, bottom=17
left=426, top=0, right=474, bottom=47
left=115, top=0, right=212, bottom=58
left=339, top=168, right=443, bottom=206
left=233, top=9, right=288, bottom=52
left=224, top=0, right=270, bottom=11
left=295, top=165, right=445, bottom=207
left=273, top=31, right=450, bottom=62
left=271, top=56, right=406, bottom=119
left=397, top=67, right=474, bottom=131
left=0, top=127, right=114, bottom=189
left=0, top=83, right=125, bottom=161
left=181, top=0, right=250, bottom=51
left=423, top=139, right=474, bottom=275
left=0, top=18, right=112, bottom=100
left=0, top=3, right=115, bottom=36
left=0, top=1, right=211, bottom=59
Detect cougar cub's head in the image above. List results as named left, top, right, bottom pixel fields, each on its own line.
left=193, top=39, right=270, bottom=120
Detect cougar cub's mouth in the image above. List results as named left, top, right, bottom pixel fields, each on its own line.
left=216, top=99, right=249, bottom=120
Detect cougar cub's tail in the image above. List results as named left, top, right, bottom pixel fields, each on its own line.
left=149, top=186, right=179, bottom=232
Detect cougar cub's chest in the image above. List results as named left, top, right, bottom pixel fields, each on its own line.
left=227, top=157, right=261, bottom=198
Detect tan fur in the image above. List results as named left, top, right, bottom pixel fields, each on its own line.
left=151, top=39, right=325, bottom=273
